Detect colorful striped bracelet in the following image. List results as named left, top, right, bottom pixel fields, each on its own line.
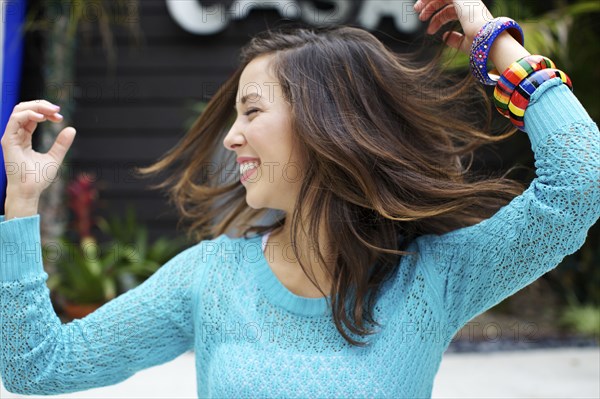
left=508, top=68, right=573, bottom=131
left=470, top=17, right=524, bottom=86
left=494, top=55, right=556, bottom=118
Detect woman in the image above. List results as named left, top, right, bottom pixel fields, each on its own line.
left=1, top=0, right=598, bottom=397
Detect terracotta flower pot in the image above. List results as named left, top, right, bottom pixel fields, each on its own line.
left=63, top=300, right=103, bottom=319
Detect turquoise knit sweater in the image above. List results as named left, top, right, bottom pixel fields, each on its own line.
left=1, top=80, right=599, bottom=398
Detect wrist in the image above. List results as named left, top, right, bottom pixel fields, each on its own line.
left=469, top=17, right=528, bottom=86
left=4, top=193, right=39, bottom=221
left=6, top=185, right=41, bottom=202
left=489, top=31, right=531, bottom=77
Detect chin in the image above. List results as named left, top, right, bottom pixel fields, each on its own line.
left=244, top=184, right=289, bottom=211
left=246, top=201, right=264, bottom=210
left=244, top=190, right=266, bottom=210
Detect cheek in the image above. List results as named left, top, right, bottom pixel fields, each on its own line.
left=249, top=124, right=291, bottom=154
left=280, top=162, right=303, bottom=186
left=248, top=117, right=297, bottom=163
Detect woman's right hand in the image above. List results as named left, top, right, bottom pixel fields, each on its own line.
left=1, top=100, right=76, bottom=201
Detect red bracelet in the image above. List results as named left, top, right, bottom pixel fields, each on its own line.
left=508, top=68, right=573, bottom=131
left=494, top=55, right=556, bottom=118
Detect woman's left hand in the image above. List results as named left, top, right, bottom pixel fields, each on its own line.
left=414, top=0, right=495, bottom=53
left=414, top=0, right=530, bottom=81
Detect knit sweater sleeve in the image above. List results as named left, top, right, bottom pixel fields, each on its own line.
left=416, top=79, right=600, bottom=335
left=0, top=214, right=205, bottom=395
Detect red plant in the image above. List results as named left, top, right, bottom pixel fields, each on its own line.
left=67, top=173, right=98, bottom=239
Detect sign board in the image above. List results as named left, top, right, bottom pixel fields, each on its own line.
left=166, top=0, right=419, bottom=35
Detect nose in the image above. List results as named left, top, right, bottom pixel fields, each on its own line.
left=223, top=121, right=245, bottom=151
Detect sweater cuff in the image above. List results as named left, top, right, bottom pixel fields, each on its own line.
left=524, top=78, right=593, bottom=150
left=0, top=214, right=46, bottom=281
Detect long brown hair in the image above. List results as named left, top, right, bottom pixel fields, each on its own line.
left=136, top=26, right=525, bottom=346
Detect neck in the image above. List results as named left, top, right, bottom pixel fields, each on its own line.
left=269, top=212, right=335, bottom=295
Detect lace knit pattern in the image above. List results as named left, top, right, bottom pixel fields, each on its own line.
left=1, top=80, right=599, bottom=398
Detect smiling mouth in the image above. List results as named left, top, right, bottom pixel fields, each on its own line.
left=240, top=162, right=260, bottom=183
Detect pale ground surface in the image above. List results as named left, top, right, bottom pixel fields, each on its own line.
left=1, top=347, right=599, bottom=398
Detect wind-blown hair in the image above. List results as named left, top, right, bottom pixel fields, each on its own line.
left=136, top=26, right=525, bottom=346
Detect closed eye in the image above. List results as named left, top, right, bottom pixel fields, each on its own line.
left=244, top=108, right=259, bottom=116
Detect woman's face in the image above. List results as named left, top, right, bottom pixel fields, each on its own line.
left=223, top=54, right=303, bottom=213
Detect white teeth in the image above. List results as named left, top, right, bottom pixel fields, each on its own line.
left=240, top=162, right=260, bottom=175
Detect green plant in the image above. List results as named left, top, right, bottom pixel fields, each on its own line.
left=46, top=209, right=189, bottom=304
left=45, top=174, right=189, bottom=306
left=46, top=236, right=118, bottom=304
left=559, top=292, right=600, bottom=340
left=96, top=205, right=189, bottom=292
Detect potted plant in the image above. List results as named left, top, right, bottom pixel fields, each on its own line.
left=45, top=173, right=112, bottom=318
left=45, top=173, right=189, bottom=319
left=47, top=235, right=120, bottom=319
left=95, top=205, right=189, bottom=293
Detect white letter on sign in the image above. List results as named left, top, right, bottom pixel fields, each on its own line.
left=165, top=0, right=229, bottom=35
left=230, top=0, right=301, bottom=20
left=299, top=0, right=353, bottom=27
left=357, top=0, right=419, bottom=33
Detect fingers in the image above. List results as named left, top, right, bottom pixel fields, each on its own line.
left=6, top=110, right=62, bottom=139
left=415, top=0, right=453, bottom=20
left=13, top=99, right=61, bottom=114
left=47, top=127, right=77, bottom=165
left=3, top=100, right=64, bottom=145
left=426, top=4, right=458, bottom=35
left=442, top=31, right=469, bottom=53
left=11, top=100, right=63, bottom=128
left=4, top=110, right=45, bottom=140
left=416, top=0, right=494, bottom=39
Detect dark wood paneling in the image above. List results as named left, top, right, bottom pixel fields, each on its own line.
left=72, top=104, right=192, bottom=130
left=76, top=42, right=242, bottom=70
left=93, top=196, right=179, bottom=220
left=73, top=72, right=227, bottom=102
left=66, top=135, right=180, bottom=161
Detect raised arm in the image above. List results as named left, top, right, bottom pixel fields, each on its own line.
left=0, top=100, right=206, bottom=394
left=416, top=81, right=599, bottom=334
left=412, top=0, right=600, bottom=336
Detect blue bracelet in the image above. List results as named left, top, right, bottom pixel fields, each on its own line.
left=470, top=17, right=525, bottom=86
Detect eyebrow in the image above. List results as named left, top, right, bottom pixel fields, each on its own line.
left=233, top=93, right=263, bottom=111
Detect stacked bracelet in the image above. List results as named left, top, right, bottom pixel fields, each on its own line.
left=493, top=55, right=556, bottom=117
left=508, top=68, right=573, bottom=131
left=470, top=17, right=524, bottom=86
left=470, top=17, right=574, bottom=131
